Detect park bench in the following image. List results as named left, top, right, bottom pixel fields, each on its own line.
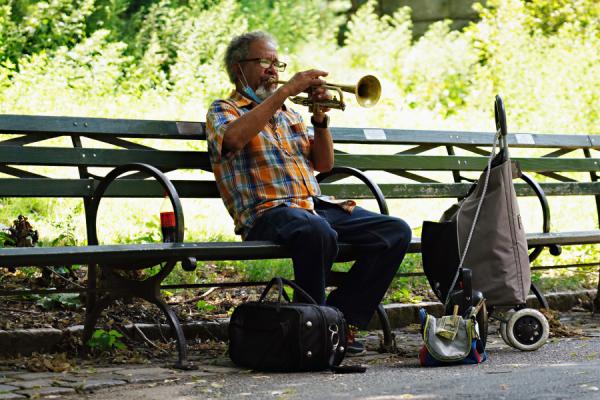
left=0, top=96, right=598, bottom=368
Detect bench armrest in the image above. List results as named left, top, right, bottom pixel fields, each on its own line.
left=316, top=166, right=389, bottom=215
left=520, top=172, right=562, bottom=261
left=88, top=163, right=196, bottom=275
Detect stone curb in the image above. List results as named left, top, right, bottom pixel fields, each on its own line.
left=0, top=289, right=596, bottom=357
left=367, top=289, right=598, bottom=330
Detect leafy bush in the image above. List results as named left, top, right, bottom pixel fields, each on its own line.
left=343, top=0, right=412, bottom=79
left=87, top=329, right=126, bottom=352
left=0, top=0, right=95, bottom=65
left=240, top=0, right=336, bottom=52
left=34, top=293, right=81, bottom=310
left=0, top=29, right=129, bottom=114
left=523, top=0, right=599, bottom=35
left=465, top=0, right=599, bottom=132
left=401, top=21, right=478, bottom=116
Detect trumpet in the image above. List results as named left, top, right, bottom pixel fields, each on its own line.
left=270, top=75, right=381, bottom=113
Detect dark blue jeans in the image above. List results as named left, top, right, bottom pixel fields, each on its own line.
left=246, top=198, right=412, bottom=328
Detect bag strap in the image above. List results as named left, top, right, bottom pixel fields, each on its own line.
left=258, top=277, right=318, bottom=305
left=446, top=130, right=501, bottom=303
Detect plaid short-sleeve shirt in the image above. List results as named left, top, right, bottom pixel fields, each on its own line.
left=206, top=91, right=321, bottom=238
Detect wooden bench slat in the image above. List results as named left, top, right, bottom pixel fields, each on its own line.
left=0, top=179, right=220, bottom=198
left=0, top=115, right=205, bottom=139
left=4, top=146, right=596, bottom=174
left=0, top=147, right=211, bottom=169
left=335, top=154, right=600, bottom=172
left=330, top=128, right=596, bottom=149
left=1, top=179, right=598, bottom=199
left=0, top=114, right=596, bottom=148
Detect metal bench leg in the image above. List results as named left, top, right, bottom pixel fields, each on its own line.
left=82, top=294, right=115, bottom=354
left=376, top=303, right=396, bottom=353
left=593, top=288, right=600, bottom=315
left=147, top=296, right=190, bottom=370
left=531, top=283, right=549, bottom=309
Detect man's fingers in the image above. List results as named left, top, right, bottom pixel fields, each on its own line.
left=307, top=69, right=328, bottom=78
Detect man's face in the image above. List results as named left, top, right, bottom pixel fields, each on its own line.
left=237, top=39, right=279, bottom=100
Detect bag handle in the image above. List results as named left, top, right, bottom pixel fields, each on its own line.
left=258, top=277, right=318, bottom=305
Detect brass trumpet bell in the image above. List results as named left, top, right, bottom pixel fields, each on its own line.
left=273, top=75, right=381, bottom=112
left=338, top=75, right=381, bottom=108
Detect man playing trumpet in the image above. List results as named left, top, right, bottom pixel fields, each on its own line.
left=206, top=31, right=412, bottom=355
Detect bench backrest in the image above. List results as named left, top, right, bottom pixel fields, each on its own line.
left=0, top=114, right=598, bottom=226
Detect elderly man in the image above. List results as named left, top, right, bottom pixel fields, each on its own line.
left=206, top=31, right=412, bottom=354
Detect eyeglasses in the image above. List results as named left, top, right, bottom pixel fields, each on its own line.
left=239, top=58, right=287, bottom=72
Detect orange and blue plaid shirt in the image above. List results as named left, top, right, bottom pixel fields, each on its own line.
left=206, top=91, right=321, bottom=238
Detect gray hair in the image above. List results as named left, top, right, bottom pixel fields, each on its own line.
left=224, top=31, right=277, bottom=83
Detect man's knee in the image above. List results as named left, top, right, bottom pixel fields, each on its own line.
left=382, top=216, right=412, bottom=250
left=302, top=216, right=338, bottom=247
left=280, top=211, right=338, bottom=250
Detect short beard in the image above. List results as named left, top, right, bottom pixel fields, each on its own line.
left=255, top=85, right=275, bottom=101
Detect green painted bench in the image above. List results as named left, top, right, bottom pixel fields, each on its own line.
left=0, top=96, right=598, bottom=367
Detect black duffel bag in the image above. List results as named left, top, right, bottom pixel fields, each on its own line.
left=228, top=277, right=365, bottom=373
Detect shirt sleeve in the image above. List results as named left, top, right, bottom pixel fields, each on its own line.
left=206, top=100, right=241, bottom=162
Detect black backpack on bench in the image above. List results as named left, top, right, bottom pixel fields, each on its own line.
left=228, top=277, right=365, bottom=373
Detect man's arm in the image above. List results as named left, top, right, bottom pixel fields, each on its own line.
left=311, top=125, right=334, bottom=172
left=309, top=87, right=334, bottom=172
left=222, top=70, right=328, bottom=155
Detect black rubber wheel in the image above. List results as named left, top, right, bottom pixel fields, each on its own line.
left=476, top=302, right=488, bottom=349
left=506, top=308, right=549, bottom=351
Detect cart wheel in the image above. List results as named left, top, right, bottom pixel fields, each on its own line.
left=499, top=321, right=513, bottom=347
left=476, top=302, right=488, bottom=349
left=506, top=308, right=549, bottom=351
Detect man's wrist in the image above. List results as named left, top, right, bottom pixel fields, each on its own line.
left=311, top=114, right=329, bottom=129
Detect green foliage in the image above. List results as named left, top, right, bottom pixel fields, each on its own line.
left=0, top=230, right=15, bottom=246
left=196, top=299, right=216, bottom=312
left=86, top=328, right=126, bottom=351
left=403, top=21, right=477, bottom=116
left=523, top=0, right=599, bottom=35
left=466, top=0, right=599, bottom=132
left=87, top=0, right=132, bottom=40
left=49, top=213, right=79, bottom=247
left=240, top=0, right=335, bottom=52
left=0, top=29, right=129, bottom=114
left=0, top=0, right=95, bottom=65
left=33, top=293, right=81, bottom=310
left=169, top=0, right=247, bottom=102
left=343, top=0, right=412, bottom=75
left=387, top=286, right=423, bottom=304
left=241, top=259, right=294, bottom=282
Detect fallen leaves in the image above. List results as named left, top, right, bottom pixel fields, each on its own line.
left=22, top=352, right=73, bottom=372
left=541, top=309, right=584, bottom=338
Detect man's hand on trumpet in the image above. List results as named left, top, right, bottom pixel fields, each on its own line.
left=280, top=69, right=328, bottom=98
left=309, top=84, right=332, bottom=121
left=279, top=69, right=332, bottom=119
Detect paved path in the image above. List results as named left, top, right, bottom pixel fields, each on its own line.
left=0, top=310, right=598, bottom=399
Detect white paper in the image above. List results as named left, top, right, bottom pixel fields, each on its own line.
left=515, top=133, right=535, bottom=145
left=363, top=129, right=386, bottom=140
